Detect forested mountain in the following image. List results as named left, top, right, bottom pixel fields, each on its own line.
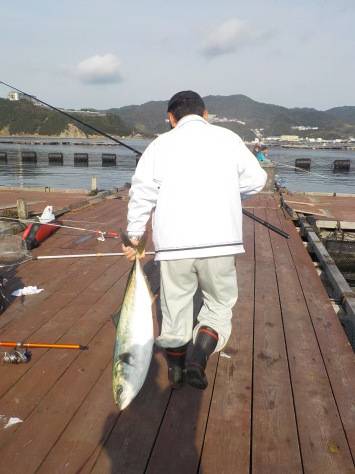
left=1, top=94, right=355, bottom=139
left=0, top=98, right=130, bottom=137
left=326, top=106, right=355, bottom=125
left=109, top=95, right=355, bottom=139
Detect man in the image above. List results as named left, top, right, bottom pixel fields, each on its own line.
left=123, top=91, right=267, bottom=390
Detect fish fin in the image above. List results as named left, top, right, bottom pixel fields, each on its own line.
left=111, top=309, right=121, bottom=328
left=112, top=261, right=137, bottom=328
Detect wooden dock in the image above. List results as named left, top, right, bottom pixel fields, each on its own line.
left=281, top=192, right=355, bottom=220
left=0, top=187, right=90, bottom=215
left=0, top=193, right=354, bottom=473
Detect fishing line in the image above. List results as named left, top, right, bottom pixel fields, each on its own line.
left=274, top=162, right=355, bottom=189
left=275, top=162, right=331, bottom=179
left=57, top=218, right=111, bottom=226
left=0, top=257, right=32, bottom=269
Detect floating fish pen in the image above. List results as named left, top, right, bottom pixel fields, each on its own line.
left=333, top=159, right=351, bottom=172
left=48, top=152, right=64, bottom=165
left=21, top=151, right=37, bottom=163
left=280, top=192, right=355, bottom=347
left=313, top=221, right=355, bottom=288
left=74, top=153, right=89, bottom=166
left=102, top=153, right=117, bottom=167
left=325, top=239, right=355, bottom=287
left=295, top=158, right=311, bottom=171
left=0, top=152, right=7, bottom=163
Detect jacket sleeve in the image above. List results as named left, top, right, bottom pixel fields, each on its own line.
left=236, top=139, right=267, bottom=199
left=127, top=142, right=160, bottom=236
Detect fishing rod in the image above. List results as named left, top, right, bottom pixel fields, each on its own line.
left=0, top=80, right=142, bottom=156
left=0, top=80, right=288, bottom=238
left=32, top=251, right=155, bottom=260
left=0, top=251, right=156, bottom=269
left=0, top=216, right=120, bottom=239
left=0, top=341, right=87, bottom=350
left=242, top=209, right=289, bottom=239
left=0, top=341, right=87, bottom=364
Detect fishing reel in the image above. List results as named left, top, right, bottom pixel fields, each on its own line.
left=2, top=349, right=32, bottom=364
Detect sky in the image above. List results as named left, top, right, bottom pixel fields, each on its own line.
left=1, top=0, right=355, bottom=110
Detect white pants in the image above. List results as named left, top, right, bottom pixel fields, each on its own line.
left=155, top=256, right=238, bottom=352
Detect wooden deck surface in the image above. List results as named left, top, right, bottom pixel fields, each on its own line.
left=0, top=188, right=89, bottom=214
left=0, top=193, right=354, bottom=474
left=282, top=192, right=355, bottom=220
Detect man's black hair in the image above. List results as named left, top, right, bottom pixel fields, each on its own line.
left=167, top=91, right=206, bottom=122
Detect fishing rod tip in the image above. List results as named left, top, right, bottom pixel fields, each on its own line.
left=80, top=345, right=89, bottom=350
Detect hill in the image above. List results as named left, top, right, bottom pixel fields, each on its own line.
left=0, top=98, right=130, bottom=137
left=326, top=106, right=355, bottom=125
left=2, top=95, right=355, bottom=140
left=109, top=95, right=355, bottom=140
left=108, top=101, right=169, bottom=136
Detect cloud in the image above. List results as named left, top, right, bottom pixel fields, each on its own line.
left=202, top=18, right=270, bottom=58
left=75, top=54, right=123, bottom=84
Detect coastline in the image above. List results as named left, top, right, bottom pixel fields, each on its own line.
left=0, top=135, right=150, bottom=145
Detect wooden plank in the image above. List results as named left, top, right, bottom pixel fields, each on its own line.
left=87, top=349, right=171, bottom=474
left=35, top=362, right=116, bottom=474
left=1, top=257, right=158, bottom=473
left=0, top=257, right=114, bottom=341
left=0, top=321, right=114, bottom=472
left=267, top=209, right=354, bottom=472
left=198, top=214, right=255, bottom=474
left=272, top=209, right=355, bottom=461
left=0, top=259, right=131, bottom=424
left=315, top=220, right=355, bottom=231
left=0, top=199, right=127, bottom=330
left=0, top=199, right=127, bottom=335
left=251, top=208, right=302, bottom=473
left=56, top=270, right=167, bottom=474
left=0, top=203, right=129, bottom=398
left=144, top=356, right=218, bottom=474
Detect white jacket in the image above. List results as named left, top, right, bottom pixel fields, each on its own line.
left=127, top=115, right=267, bottom=260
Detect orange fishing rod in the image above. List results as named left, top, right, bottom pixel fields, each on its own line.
left=0, top=341, right=88, bottom=350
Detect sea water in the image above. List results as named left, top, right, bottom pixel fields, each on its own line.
left=0, top=138, right=354, bottom=193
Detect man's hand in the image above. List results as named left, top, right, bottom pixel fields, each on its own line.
left=122, top=238, right=146, bottom=261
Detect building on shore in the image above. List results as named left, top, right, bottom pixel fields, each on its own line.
left=8, top=91, right=24, bottom=101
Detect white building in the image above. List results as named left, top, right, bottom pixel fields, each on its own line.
left=8, top=91, right=24, bottom=101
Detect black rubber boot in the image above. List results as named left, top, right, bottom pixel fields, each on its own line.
left=165, top=344, right=188, bottom=389
left=186, top=326, right=218, bottom=390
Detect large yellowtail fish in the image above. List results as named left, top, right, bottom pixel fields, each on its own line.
left=112, top=236, right=154, bottom=410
